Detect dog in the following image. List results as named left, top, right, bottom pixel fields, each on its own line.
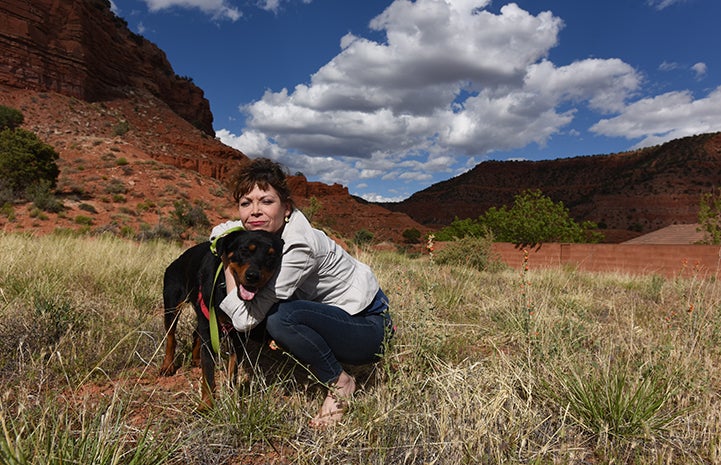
left=159, top=228, right=284, bottom=410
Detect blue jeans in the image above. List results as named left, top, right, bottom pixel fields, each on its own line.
left=265, top=289, right=391, bottom=384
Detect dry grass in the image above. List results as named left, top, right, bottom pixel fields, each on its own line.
left=1, top=232, right=720, bottom=464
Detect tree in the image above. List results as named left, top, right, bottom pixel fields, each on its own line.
left=697, top=188, right=721, bottom=244
left=0, top=128, right=59, bottom=196
left=436, top=189, right=602, bottom=246
left=434, top=217, right=486, bottom=241
left=479, top=189, right=602, bottom=246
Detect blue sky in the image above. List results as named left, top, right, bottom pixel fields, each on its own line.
left=110, top=0, right=721, bottom=202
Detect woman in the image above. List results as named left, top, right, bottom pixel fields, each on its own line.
left=211, top=158, right=392, bottom=428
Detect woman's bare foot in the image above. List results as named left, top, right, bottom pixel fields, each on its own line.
left=310, top=371, right=356, bottom=428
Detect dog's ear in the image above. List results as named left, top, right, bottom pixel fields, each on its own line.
left=212, top=229, right=244, bottom=256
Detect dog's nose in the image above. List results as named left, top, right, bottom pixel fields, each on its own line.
left=245, top=269, right=260, bottom=283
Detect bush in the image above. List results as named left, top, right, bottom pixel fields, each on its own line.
left=171, top=199, right=210, bottom=230
left=0, top=202, right=14, bottom=220
left=698, top=188, right=721, bottom=244
left=0, top=128, right=59, bottom=196
left=354, top=228, right=374, bottom=246
left=433, top=235, right=495, bottom=271
left=26, top=180, right=64, bottom=213
left=113, top=120, right=130, bottom=136
left=0, top=105, right=24, bottom=130
left=402, top=228, right=422, bottom=244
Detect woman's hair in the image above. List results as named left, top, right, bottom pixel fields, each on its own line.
left=229, top=157, right=294, bottom=207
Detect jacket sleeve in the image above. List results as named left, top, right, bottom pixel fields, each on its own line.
left=219, top=286, right=277, bottom=332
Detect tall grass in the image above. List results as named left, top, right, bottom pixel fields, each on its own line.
left=1, top=232, right=720, bottom=463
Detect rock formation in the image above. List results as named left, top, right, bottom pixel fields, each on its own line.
left=0, top=0, right=213, bottom=135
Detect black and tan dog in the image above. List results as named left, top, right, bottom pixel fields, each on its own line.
left=159, top=228, right=283, bottom=409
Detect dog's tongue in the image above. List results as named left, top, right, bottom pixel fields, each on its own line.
left=239, top=285, right=256, bottom=301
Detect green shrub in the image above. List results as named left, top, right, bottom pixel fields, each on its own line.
left=0, top=105, right=24, bottom=130
left=78, top=203, right=98, bottom=213
left=112, top=120, right=130, bottom=136
left=171, top=199, right=210, bottom=230
left=0, top=202, right=14, bottom=220
left=26, top=180, right=63, bottom=213
left=104, top=179, right=127, bottom=195
left=698, top=187, right=721, bottom=244
left=0, top=128, right=59, bottom=196
left=136, top=222, right=175, bottom=241
left=433, top=235, right=494, bottom=271
left=75, top=215, right=94, bottom=226
left=354, top=228, right=374, bottom=246
left=402, top=228, right=422, bottom=244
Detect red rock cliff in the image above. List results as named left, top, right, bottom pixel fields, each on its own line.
left=0, top=0, right=214, bottom=135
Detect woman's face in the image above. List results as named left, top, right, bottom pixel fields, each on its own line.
left=238, top=184, right=291, bottom=234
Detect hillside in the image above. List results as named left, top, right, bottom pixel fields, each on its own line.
left=381, top=132, right=721, bottom=242
left=0, top=0, right=428, bottom=244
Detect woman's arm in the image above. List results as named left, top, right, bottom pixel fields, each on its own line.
left=219, top=278, right=277, bottom=331
left=219, top=237, right=314, bottom=331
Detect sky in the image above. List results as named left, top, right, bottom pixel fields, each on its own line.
left=109, top=0, right=721, bottom=202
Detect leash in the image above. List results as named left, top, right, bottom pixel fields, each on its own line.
left=207, top=261, right=224, bottom=356
left=207, top=224, right=245, bottom=356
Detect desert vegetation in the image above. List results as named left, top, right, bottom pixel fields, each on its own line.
left=1, top=231, right=720, bottom=464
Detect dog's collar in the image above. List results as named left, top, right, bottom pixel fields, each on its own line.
left=209, top=225, right=245, bottom=256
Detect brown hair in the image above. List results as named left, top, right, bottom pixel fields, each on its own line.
left=229, top=157, right=294, bottom=207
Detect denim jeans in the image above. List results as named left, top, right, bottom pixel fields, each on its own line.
left=265, top=289, right=391, bottom=384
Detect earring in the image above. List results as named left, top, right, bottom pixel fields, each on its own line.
left=284, top=216, right=290, bottom=223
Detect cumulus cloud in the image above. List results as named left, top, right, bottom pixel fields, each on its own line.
left=692, top=62, right=708, bottom=80
left=140, top=0, right=241, bottom=21
left=220, top=0, right=643, bottom=198
left=590, top=86, right=721, bottom=147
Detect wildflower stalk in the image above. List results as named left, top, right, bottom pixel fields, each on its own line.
left=426, top=234, right=435, bottom=263
left=520, top=248, right=535, bottom=338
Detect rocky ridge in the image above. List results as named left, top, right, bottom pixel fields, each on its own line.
left=383, top=132, right=721, bottom=242
left=0, top=0, right=214, bottom=135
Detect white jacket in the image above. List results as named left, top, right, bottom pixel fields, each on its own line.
left=218, top=210, right=380, bottom=331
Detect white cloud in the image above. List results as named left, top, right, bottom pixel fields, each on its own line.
left=692, top=62, right=708, bottom=79
left=659, top=61, right=679, bottom=72
left=590, top=86, right=721, bottom=147
left=140, top=0, right=241, bottom=21
left=213, top=0, right=716, bottom=200
left=257, top=0, right=312, bottom=14
left=220, top=0, right=644, bottom=191
left=646, top=0, right=688, bottom=10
